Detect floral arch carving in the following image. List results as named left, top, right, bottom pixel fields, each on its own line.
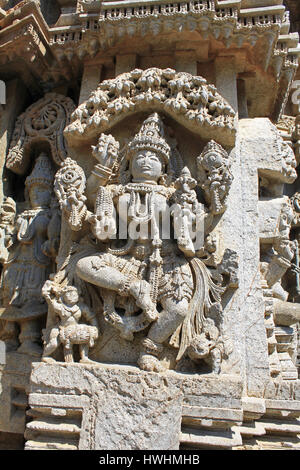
left=65, top=68, right=236, bottom=147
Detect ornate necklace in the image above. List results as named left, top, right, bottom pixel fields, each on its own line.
left=128, top=190, right=155, bottom=224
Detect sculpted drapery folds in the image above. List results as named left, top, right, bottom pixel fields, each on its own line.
left=46, top=112, right=237, bottom=373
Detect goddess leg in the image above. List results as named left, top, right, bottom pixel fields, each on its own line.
left=138, top=297, right=189, bottom=372
left=148, top=297, right=189, bottom=344
left=76, top=256, right=158, bottom=321
left=76, top=256, right=129, bottom=293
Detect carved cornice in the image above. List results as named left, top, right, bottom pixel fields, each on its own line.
left=0, top=0, right=298, bottom=118
left=0, top=6, right=55, bottom=87
left=64, top=67, right=236, bottom=146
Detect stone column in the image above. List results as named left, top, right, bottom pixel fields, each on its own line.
left=79, top=62, right=103, bottom=105
left=238, top=118, right=292, bottom=396
left=115, top=54, right=137, bottom=77
left=0, top=79, right=29, bottom=203
left=215, top=56, right=239, bottom=113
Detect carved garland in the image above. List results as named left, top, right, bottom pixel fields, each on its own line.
left=65, top=68, right=236, bottom=145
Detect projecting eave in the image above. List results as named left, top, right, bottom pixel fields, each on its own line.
left=0, top=0, right=298, bottom=121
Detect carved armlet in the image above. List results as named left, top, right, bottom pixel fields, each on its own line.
left=91, top=163, right=113, bottom=183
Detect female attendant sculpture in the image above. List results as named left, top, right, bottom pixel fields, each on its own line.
left=0, top=153, right=60, bottom=356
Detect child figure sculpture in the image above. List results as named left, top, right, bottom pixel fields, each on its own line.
left=42, top=280, right=99, bottom=364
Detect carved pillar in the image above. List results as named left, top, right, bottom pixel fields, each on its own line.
left=79, top=62, right=103, bottom=105
left=239, top=119, right=273, bottom=396
left=215, top=56, right=239, bottom=114
left=115, top=54, right=137, bottom=77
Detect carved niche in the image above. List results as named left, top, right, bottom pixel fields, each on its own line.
left=40, top=70, right=238, bottom=375
left=0, top=93, right=75, bottom=357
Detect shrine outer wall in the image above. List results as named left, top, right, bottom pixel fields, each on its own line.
left=0, top=0, right=300, bottom=451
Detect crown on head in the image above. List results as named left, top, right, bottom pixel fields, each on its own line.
left=2, top=197, right=16, bottom=212
left=202, top=140, right=228, bottom=159
left=127, top=113, right=171, bottom=164
left=25, top=153, right=54, bottom=190
left=175, top=166, right=197, bottom=189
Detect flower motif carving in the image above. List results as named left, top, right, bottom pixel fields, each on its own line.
left=65, top=68, right=236, bottom=146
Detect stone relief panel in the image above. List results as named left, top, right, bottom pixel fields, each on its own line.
left=0, top=93, right=76, bottom=358
left=43, top=108, right=238, bottom=374
left=0, top=72, right=239, bottom=376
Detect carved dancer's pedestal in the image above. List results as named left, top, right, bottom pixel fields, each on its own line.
left=25, top=363, right=243, bottom=450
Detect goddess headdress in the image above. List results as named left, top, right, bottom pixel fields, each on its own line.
left=25, top=153, right=54, bottom=190
left=126, top=113, right=171, bottom=164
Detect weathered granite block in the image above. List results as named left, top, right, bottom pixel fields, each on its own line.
left=0, top=352, right=35, bottom=435
left=27, top=363, right=183, bottom=450
left=26, top=363, right=243, bottom=450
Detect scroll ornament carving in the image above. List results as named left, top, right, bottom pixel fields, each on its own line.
left=44, top=113, right=237, bottom=373
left=0, top=197, right=16, bottom=264
left=65, top=68, right=236, bottom=144
left=0, top=154, right=61, bottom=357
left=279, top=140, right=298, bottom=184
left=197, top=140, right=233, bottom=215
left=54, top=157, right=87, bottom=232
left=6, top=93, right=76, bottom=175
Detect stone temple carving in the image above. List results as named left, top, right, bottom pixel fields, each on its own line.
left=197, top=140, right=233, bottom=216
left=42, top=280, right=99, bottom=364
left=0, top=153, right=60, bottom=356
left=66, top=68, right=236, bottom=146
left=1, top=0, right=300, bottom=453
left=6, top=93, right=76, bottom=175
left=46, top=112, right=236, bottom=374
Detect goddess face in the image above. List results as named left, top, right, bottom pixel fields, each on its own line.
left=29, top=184, right=51, bottom=209
left=130, top=150, right=164, bottom=183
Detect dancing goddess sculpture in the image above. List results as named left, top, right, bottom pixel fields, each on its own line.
left=50, top=113, right=234, bottom=372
